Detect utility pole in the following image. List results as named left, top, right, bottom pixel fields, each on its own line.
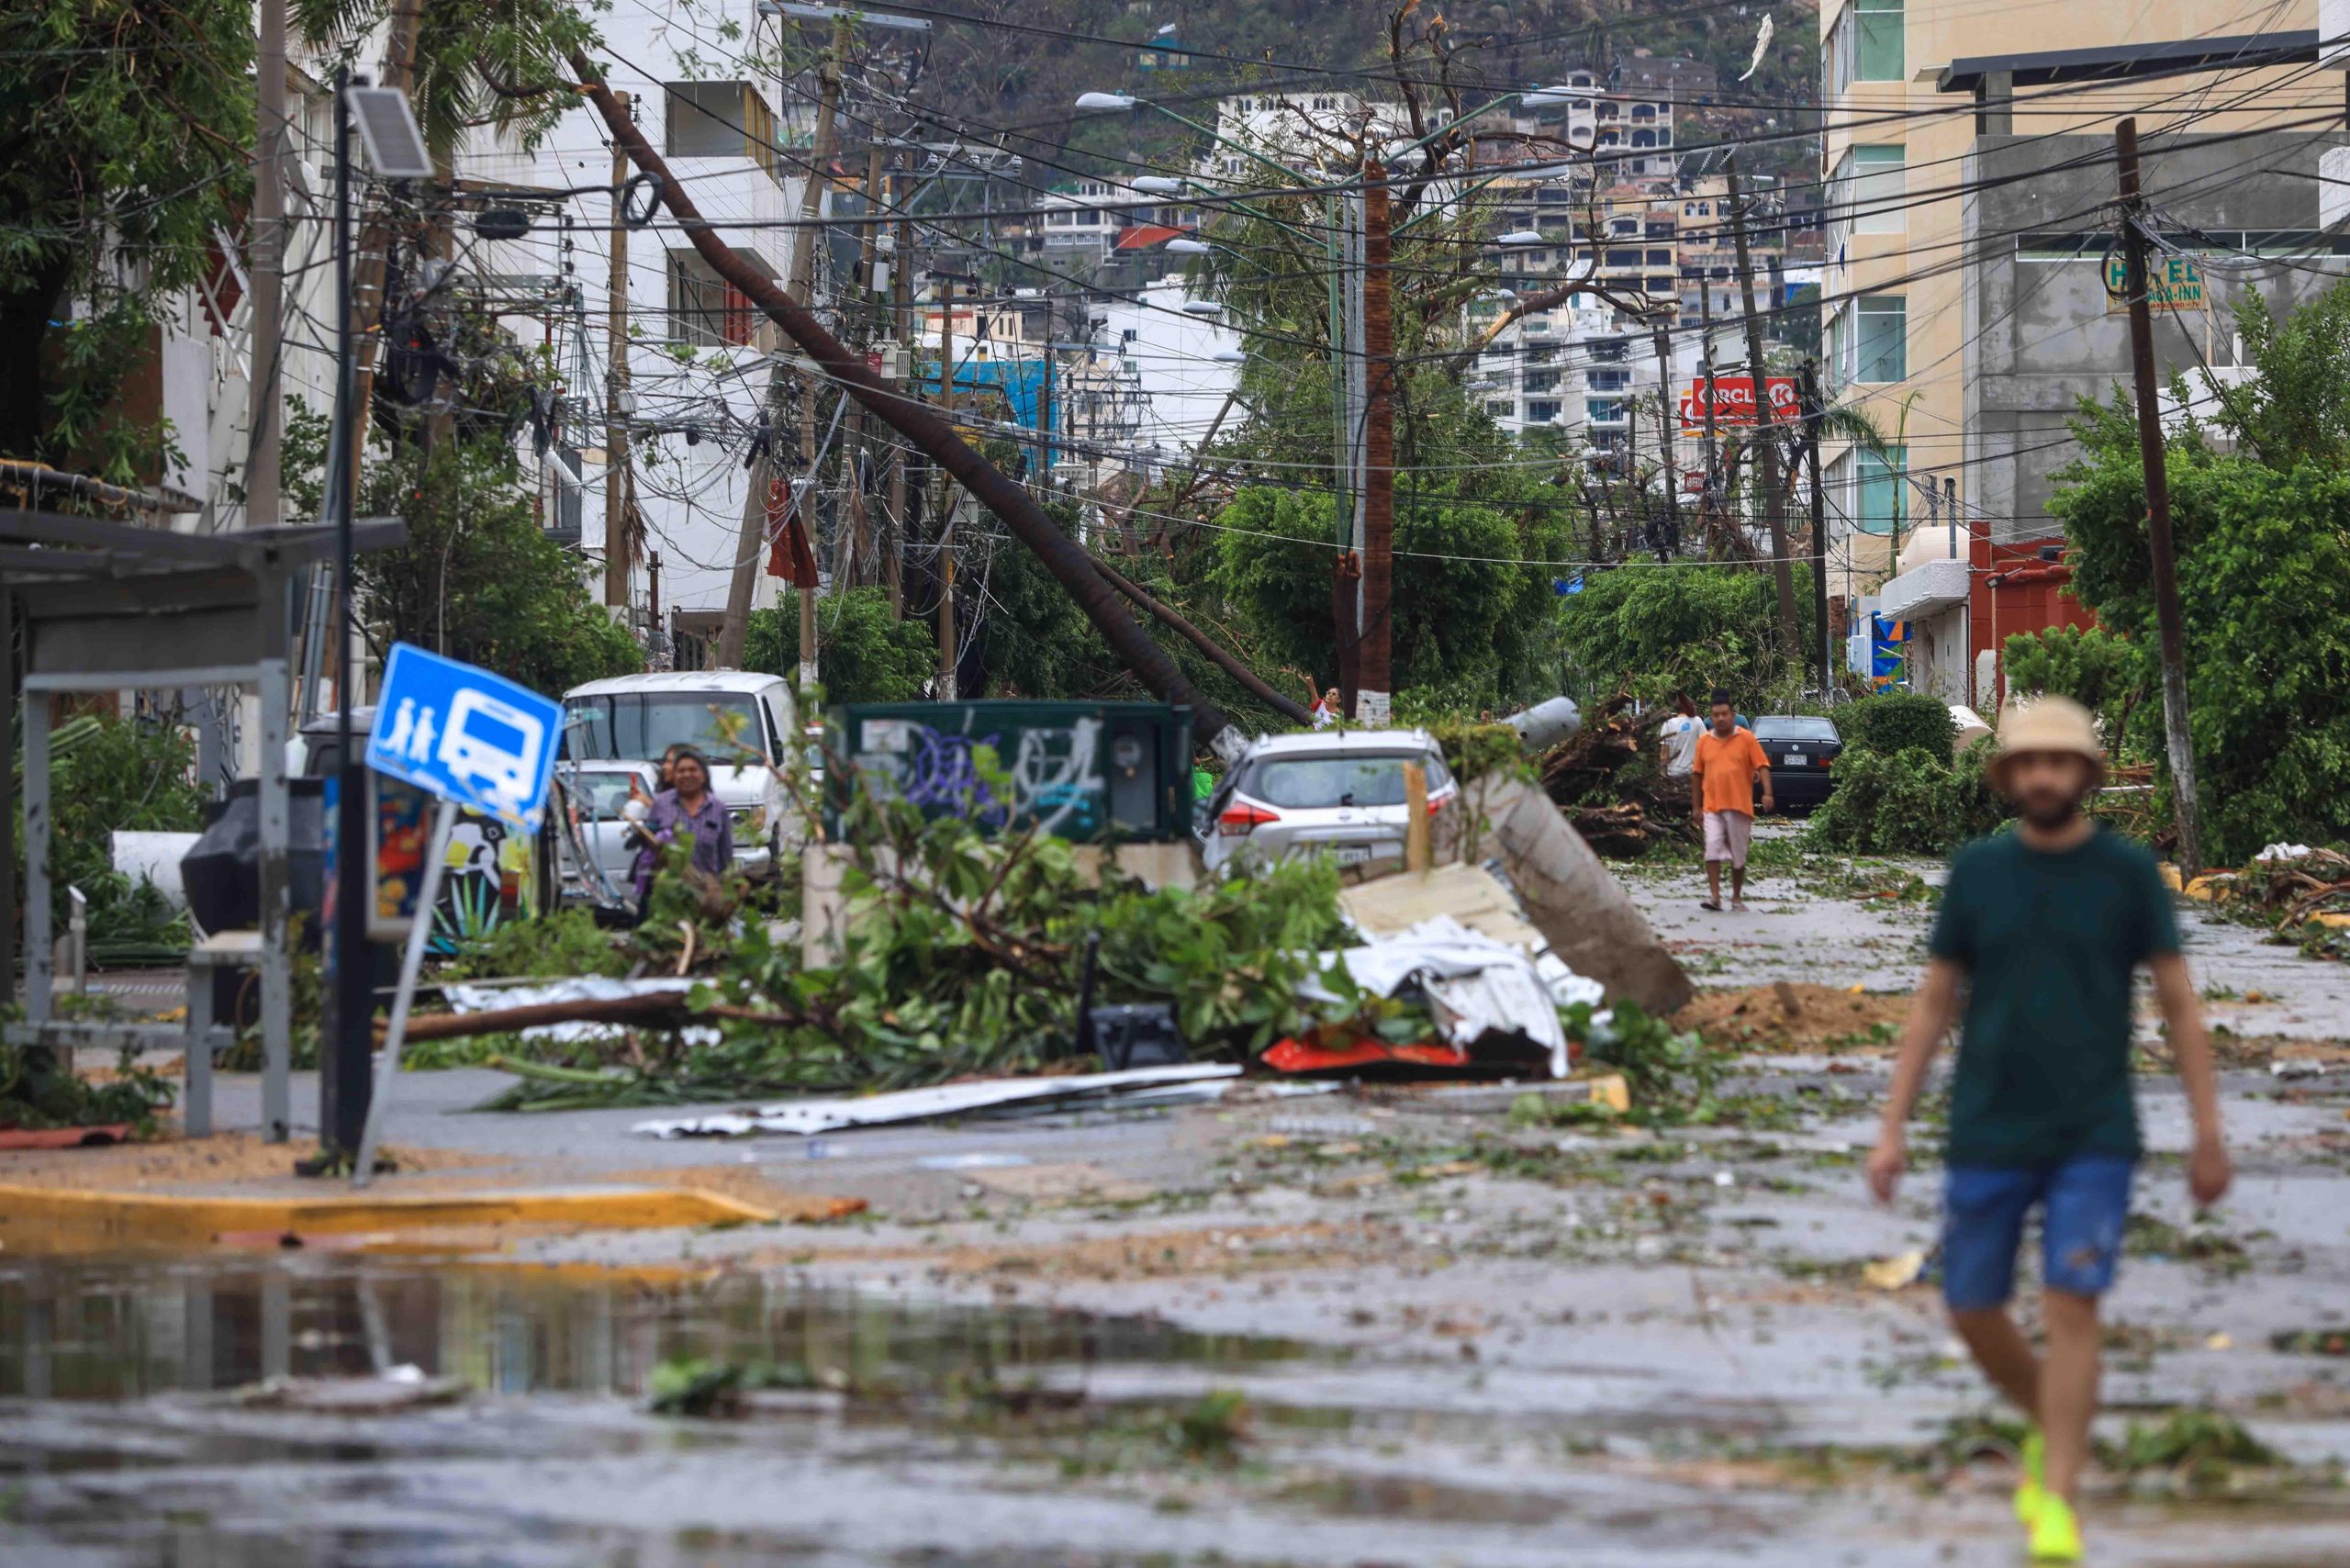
left=720, top=10, right=849, bottom=670
left=1651, top=321, right=1680, bottom=554
left=2116, top=118, right=2206, bottom=873
left=1355, top=160, right=1395, bottom=726
left=887, top=204, right=912, bottom=617
left=1697, top=284, right=1720, bottom=518
left=1727, top=155, right=1798, bottom=661
left=1800, top=360, right=1833, bottom=697
left=603, top=90, right=632, bottom=612
left=842, top=142, right=887, bottom=586
left=647, top=550, right=663, bottom=659
left=248, top=0, right=288, bottom=531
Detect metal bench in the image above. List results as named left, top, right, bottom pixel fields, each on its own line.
left=1, top=928, right=281, bottom=1140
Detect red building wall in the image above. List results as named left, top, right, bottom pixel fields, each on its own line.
left=1969, top=532, right=2099, bottom=711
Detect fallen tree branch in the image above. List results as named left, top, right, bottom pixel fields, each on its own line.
left=387, top=991, right=694, bottom=1044
left=1088, top=555, right=1313, bottom=723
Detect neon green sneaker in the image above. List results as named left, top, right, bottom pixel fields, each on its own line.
left=2029, top=1493, right=2083, bottom=1563
left=2014, top=1428, right=2047, bottom=1526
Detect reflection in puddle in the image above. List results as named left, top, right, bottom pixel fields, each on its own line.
left=0, top=1256, right=1310, bottom=1401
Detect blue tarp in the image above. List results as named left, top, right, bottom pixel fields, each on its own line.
left=917, top=356, right=1051, bottom=438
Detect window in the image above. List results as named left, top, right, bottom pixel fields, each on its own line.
left=1852, top=443, right=1908, bottom=535
left=1523, top=370, right=1561, bottom=393
left=1856, top=294, right=1906, bottom=381
left=668, top=251, right=754, bottom=347
left=666, top=82, right=785, bottom=187
left=1589, top=398, right=1627, bottom=424
left=1646, top=248, right=1672, bottom=266
left=1858, top=0, right=1905, bottom=80
left=1588, top=369, right=1629, bottom=390
left=1832, top=145, right=1906, bottom=239
left=1631, top=129, right=1655, bottom=149
left=1527, top=399, right=1561, bottom=423
left=1606, top=248, right=1641, bottom=268
left=1826, top=0, right=1904, bottom=96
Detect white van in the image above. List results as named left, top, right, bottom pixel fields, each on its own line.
left=560, top=671, right=800, bottom=868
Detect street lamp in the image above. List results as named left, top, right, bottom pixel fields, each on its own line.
left=316, top=72, right=430, bottom=1171
left=1075, top=92, right=1138, bottom=112
left=1130, top=175, right=1187, bottom=196
left=1181, top=300, right=1223, bottom=316
left=1497, top=230, right=1550, bottom=246
left=1163, top=237, right=1213, bottom=255
left=1210, top=349, right=1248, bottom=364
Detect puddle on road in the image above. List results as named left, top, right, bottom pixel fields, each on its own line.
left=6, top=1259, right=2346, bottom=1568
left=0, top=1254, right=1309, bottom=1401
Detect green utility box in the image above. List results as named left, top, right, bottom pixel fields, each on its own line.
left=827, top=700, right=1194, bottom=843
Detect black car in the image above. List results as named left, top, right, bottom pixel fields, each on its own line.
left=1751, top=715, right=1843, bottom=813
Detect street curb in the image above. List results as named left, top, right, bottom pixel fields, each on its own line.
left=0, top=1181, right=788, bottom=1249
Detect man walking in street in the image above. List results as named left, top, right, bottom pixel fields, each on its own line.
left=1868, top=698, right=2230, bottom=1562
left=1691, top=689, right=1770, bottom=912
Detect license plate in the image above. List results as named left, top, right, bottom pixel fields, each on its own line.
left=1782, top=755, right=1809, bottom=766
left=1336, top=846, right=1375, bottom=864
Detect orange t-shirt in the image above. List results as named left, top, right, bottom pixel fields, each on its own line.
left=1693, top=726, right=1769, bottom=816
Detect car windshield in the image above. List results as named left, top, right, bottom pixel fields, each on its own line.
left=565, top=771, right=641, bottom=817
left=1248, top=752, right=1453, bottom=809
left=1754, top=717, right=1840, bottom=742
left=565, top=694, right=765, bottom=765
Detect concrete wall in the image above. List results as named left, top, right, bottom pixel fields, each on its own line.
left=1964, top=129, right=2350, bottom=544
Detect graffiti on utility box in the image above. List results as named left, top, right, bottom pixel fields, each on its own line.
left=864, top=715, right=1104, bottom=837
left=830, top=700, right=1194, bottom=843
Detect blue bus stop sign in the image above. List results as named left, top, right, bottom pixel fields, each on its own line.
left=366, top=643, right=563, bottom=830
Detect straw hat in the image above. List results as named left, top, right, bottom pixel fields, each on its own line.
left=1988, top=696, right=2107, bottom=790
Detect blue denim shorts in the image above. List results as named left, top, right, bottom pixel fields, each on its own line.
left=1941, top=1154, right=2135, bottom=1312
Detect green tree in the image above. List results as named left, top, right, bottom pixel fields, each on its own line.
left=2001, top=625, right=2148, bottom=762
left=1210, top=480, right=1572, bottom=705
left=286, top=405, right=640, bottom=697
left=746, top=588, right=934, bottom=705
left=1554, top=563, right=1818, bottom=712
left=2049, top=285, right=2350, bottom=860
left=0, top=0, right=252, bottom=476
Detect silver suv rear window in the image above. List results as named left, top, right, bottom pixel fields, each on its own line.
left=1247, top=753, right=1453, bottom=809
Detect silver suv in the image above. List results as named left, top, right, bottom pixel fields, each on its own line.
left=1201, top=730, right=1459, bottom=874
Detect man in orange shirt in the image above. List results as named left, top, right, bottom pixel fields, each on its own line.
left=1692, top=688, right=1772, bottom=912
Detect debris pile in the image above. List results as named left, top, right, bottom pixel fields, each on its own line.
left=1673, top=982, right=1909, bottom=1052
left=2177, top=845, right=2350, bottom=958
left=1531, top=693, right=1685, bottom=856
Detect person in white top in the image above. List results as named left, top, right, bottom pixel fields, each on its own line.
left=1659, top=693, right=1703, bottom=781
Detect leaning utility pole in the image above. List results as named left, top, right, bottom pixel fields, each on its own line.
left=719, top=10, right=849, bottom=671
left=2115, top=118, right=2206, bottom=874
left=1355, top=160, right=1395, bottom=727
left=1727, top=156, right=1798, bottom=660
left=603, top=90, right=633, bottom=611
left=247, top=0, right=288, bottom=530
left=570, top=52, right=1242, bottom=750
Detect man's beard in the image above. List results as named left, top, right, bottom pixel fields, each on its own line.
left=2018, top=792, right=2083, bottom=830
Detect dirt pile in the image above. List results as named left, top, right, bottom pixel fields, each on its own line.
left=1674, top=981, right=1911, bottom=1052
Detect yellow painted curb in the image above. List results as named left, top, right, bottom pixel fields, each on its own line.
left=0, top=1182, right=777, bottom=1249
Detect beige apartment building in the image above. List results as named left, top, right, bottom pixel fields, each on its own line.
left=1816, top=0, right=2324, bottom=611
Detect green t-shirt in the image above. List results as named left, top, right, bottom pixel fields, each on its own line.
left=1928, top=825, right=2180, bottom=1168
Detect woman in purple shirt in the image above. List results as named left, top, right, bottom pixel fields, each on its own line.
left=631, top=746, right=733, bottom=907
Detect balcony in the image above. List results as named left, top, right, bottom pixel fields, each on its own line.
left=1877, top=556, right=1970, bottom=622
